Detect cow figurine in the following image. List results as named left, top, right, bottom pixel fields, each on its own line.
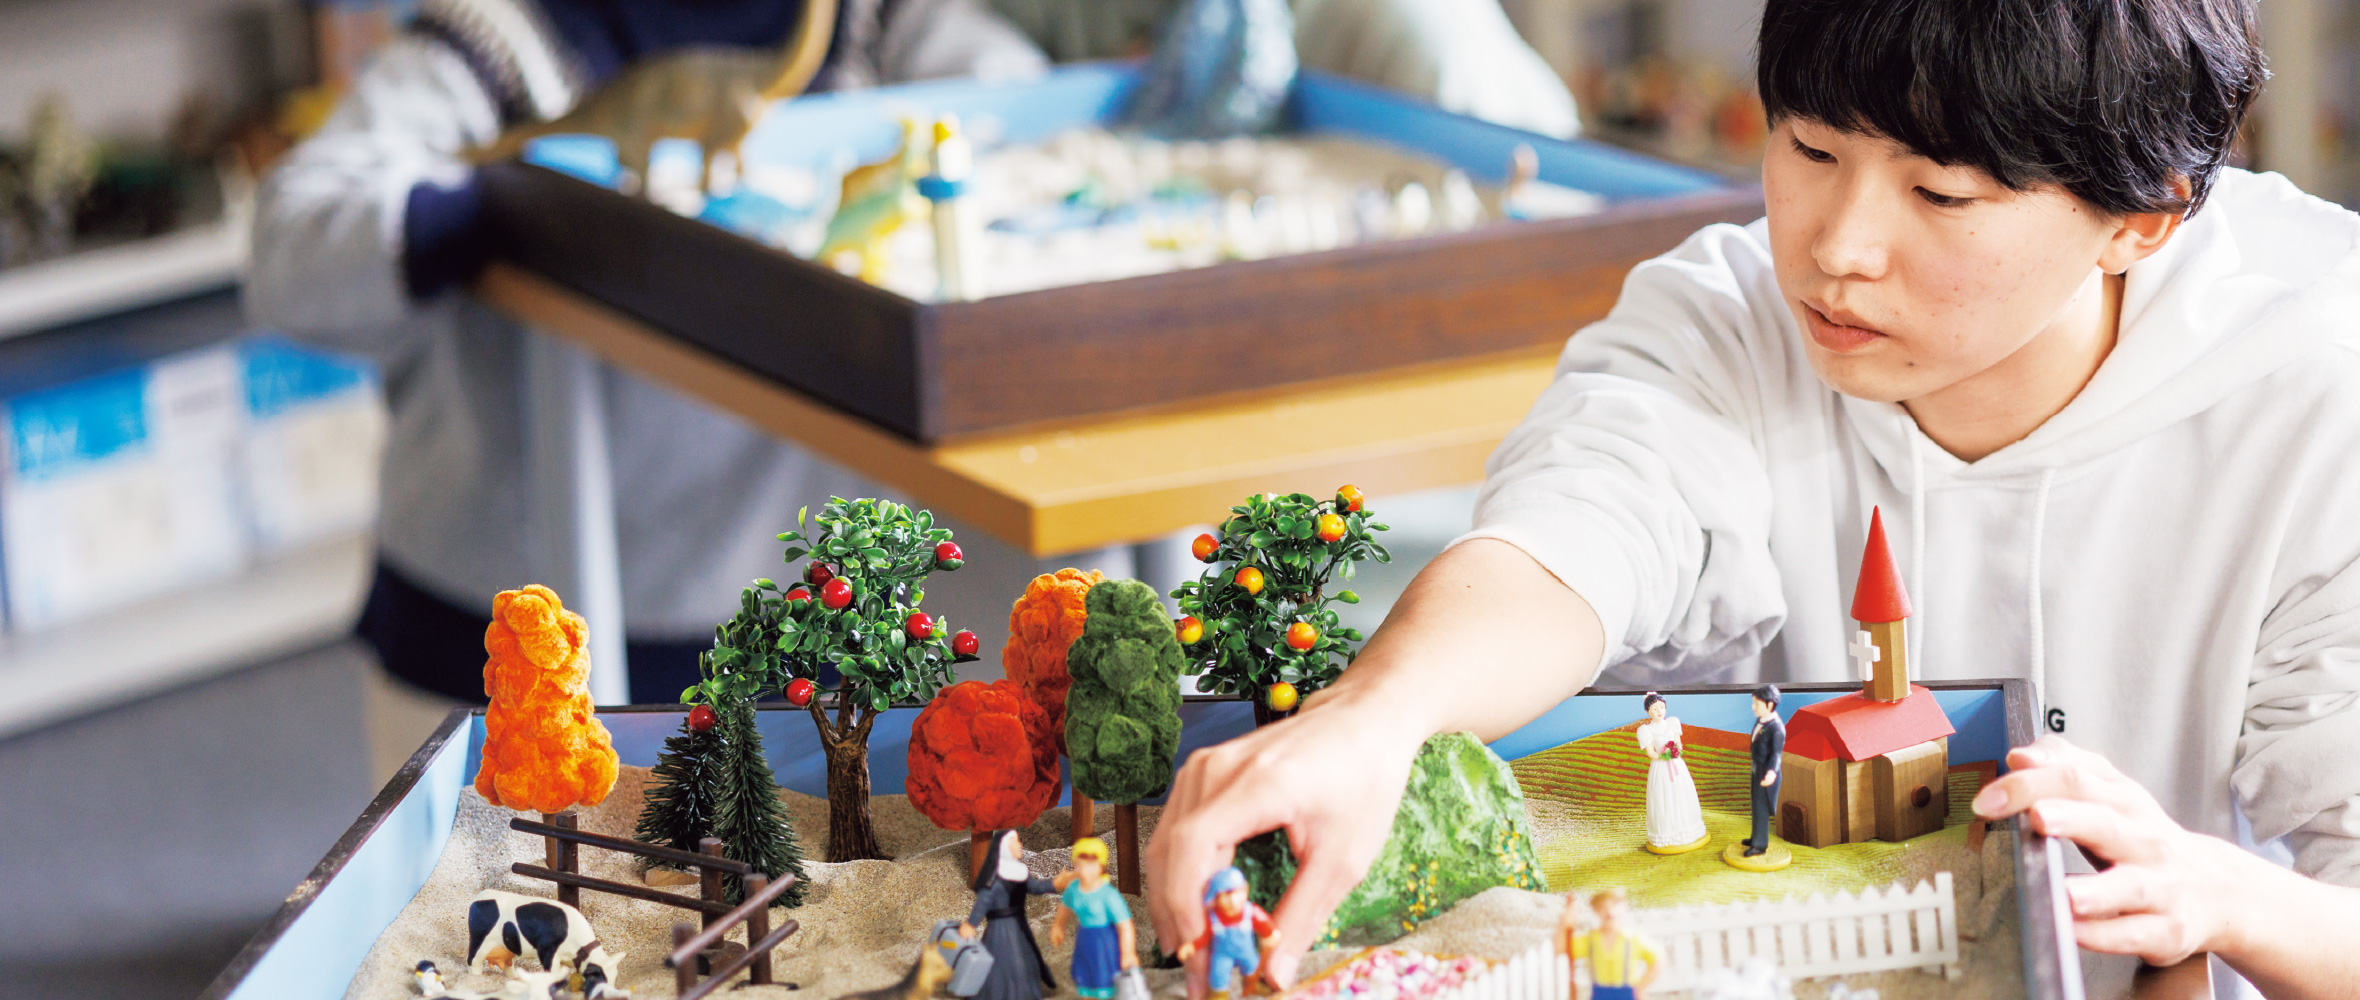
left=466, top=889, right=626, bottom=991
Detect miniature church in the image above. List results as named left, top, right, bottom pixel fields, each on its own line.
left=1778, top=508, right=1956, bottom=848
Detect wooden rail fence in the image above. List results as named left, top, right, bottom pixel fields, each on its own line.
left=507, top=815, right=801, bottom=988
left=668, top=872, right=801, bottom=1000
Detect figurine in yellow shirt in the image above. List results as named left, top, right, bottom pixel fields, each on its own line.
left=1558, top=889, right=1659, bottom=1000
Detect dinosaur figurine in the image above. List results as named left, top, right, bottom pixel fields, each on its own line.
left=817, top=116, right=933, bottom=285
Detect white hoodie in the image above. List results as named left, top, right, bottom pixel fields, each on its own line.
left=1460, top=168, right=2360, bottom=886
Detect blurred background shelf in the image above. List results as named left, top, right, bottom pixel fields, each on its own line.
left=0, top=218, right=247, bottom=339
left=0, top=532, right=369, bottom=740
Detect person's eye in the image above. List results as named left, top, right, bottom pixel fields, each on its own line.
left=1790, top=137, right=1835, bottom=164
left=1916, top=187, right=1974, bottom=208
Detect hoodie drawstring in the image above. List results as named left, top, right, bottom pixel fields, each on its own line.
left=2026, top=467, right=2056, bottom=712
left=1908, top=433, right=1928, bottom=672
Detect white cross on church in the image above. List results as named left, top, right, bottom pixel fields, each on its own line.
left=1849, top=629, right=1881, bottom=682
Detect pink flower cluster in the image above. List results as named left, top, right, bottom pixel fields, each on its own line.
left=1293, top=949, right=1492, bottom=1000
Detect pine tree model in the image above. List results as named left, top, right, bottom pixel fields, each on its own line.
left=708, top=699, right=811, bottom=906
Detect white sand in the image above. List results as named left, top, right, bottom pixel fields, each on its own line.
left=345, top=768, right=1188, bottom=1000
left=346, top=767, right=2020, bottom=1000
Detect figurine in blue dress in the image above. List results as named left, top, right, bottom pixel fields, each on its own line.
left=1048, top=837, right=1138, bottom=999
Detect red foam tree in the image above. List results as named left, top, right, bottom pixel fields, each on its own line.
left=907, top=680, right=1062, bottom=860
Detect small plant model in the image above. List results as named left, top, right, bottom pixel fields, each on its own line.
left=476, top=584, right=619, bottom=815
left=906, top=680, right=1063, bottom=876
left=637, top=498, right=978, bottom=869
left=1064, top=578, right=1186, bottom=893
left=1173, top=485, right=1387, bottom=720
left=1003, top=568, right=1105, bottom=831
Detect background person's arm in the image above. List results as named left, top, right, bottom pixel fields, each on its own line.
left=246, top=35, right=516, bottom=357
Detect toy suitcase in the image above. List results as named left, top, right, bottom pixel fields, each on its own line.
left=931, top=920, right=995, bottom=997
left=1114, top=965, right=1150, bottom=1000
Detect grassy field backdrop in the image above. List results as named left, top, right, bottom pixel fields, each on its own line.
left=1510, top=724, right=1986, bottom=908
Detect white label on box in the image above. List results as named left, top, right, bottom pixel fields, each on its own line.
left=1, top=346, right=251, bottom=630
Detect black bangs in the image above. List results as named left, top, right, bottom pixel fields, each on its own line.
left=1757, top=0, right=2265, bottom=216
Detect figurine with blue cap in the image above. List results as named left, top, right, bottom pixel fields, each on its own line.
left=1175, top=866, right=1279, bottom=999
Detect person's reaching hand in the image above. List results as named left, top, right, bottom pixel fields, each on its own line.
left=1146, top=684, right=1425, bottom=994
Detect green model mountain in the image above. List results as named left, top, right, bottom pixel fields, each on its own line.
left=1236, top=731, right=1543, bottom=947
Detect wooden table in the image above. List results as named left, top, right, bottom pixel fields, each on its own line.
left=480, top=262, right=1560, bottom=557
left=483, top=262, right=1568, bottom=699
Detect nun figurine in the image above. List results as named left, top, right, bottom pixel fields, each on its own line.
left=960, top=829, right=1058, bottom=1000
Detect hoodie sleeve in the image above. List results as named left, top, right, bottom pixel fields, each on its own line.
left=244, top=35, right=505, bottom=363
left=2232, top=552, right=2360, bottom=887
left=1453, top=222, right=1789, bottom=681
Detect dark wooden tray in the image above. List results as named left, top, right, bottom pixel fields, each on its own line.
left=479, top=68, right=1761, bottom=443
left=482, top=163, right=1759, bottom=443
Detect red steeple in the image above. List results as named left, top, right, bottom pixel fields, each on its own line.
left=1851, top=507, right=1912, bottom=623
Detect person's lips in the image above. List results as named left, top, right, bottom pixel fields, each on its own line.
left=1803, top=302, right=1887, bottom=354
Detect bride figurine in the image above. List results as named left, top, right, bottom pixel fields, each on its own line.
left=1638, top=692, right=1710, bottom=854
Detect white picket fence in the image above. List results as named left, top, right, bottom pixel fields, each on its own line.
left=1439, top=873, right=1958, bottom=998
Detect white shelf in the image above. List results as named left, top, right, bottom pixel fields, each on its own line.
left=0, top=533, right=371, bottom=739
left=0, top=217, right=248, bottom=339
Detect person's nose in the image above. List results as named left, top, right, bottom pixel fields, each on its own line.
left=1811, top=182, right=1892, bottom=281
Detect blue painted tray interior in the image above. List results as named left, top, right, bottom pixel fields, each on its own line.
left=227, top=685, right=2007, bottom=1000
left=732, top=62, right=1725, bottom=204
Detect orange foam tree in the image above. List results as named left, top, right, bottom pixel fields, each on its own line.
left=907, top=679, right=1061, bottom=876
left=1003, top=568, right=1103, bottom=833
left=476, top=585, right=619, bottom=813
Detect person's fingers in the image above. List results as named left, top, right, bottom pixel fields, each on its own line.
left=2063, top=865, right=2164, bottom=920
left=1146, top=739, right=1296, bottom=956
left=1973, top=748, right=2160, bottom=822
left=1263, top=841, right=1374, bottom=988
left=1146, top=753, right=1223, bottom=950
left=2071, top=913, right=2199, bottom=967
left=1182, top=941, right=1210, bottom=1000
left=2026, top=799, right=2168, bottom=868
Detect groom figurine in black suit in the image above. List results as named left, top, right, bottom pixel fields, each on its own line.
left=1725, top=683, right=1793, bottom=870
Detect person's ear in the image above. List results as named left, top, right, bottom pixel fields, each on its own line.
left=2097, top=176, right=2192, bottom=275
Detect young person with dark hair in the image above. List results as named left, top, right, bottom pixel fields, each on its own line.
left=1148, top=0, right=2360, bottom=994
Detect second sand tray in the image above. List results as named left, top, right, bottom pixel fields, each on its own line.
left=482, top=63, right=1762, bottom=442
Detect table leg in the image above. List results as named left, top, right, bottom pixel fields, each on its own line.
left=523, top=331, right=629, bottom=705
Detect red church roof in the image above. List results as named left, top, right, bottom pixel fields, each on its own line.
left=1786, top=685, right=1955, bottom=762
left=1851, top=507, right=1912, bottom=623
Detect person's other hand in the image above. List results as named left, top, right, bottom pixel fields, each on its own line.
left=1146, top=690, right=1426, bottom=995
left=1048, top=921, right=1067, bottom=948
left=1973, top=735, right=2270, bottom=965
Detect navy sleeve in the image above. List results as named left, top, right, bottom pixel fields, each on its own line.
left=402, top=173, right=491, bottom=300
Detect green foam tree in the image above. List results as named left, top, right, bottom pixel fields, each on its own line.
left=1065, top=578, right=1185, bottom=891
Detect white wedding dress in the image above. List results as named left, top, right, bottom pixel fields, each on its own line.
left=1639, top=717, right=1708, bottom=849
